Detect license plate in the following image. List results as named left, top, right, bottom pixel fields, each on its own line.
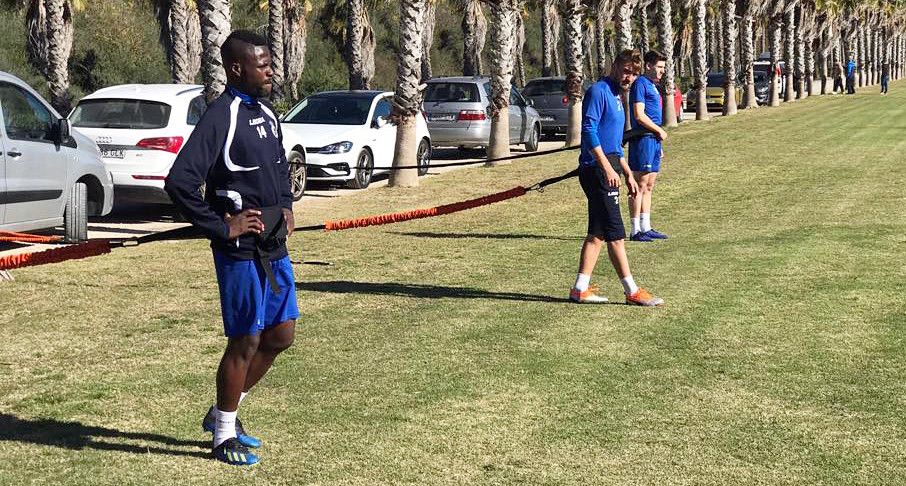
left=540, top=116, right=555, bottom=121
left=429, top=114, right=455, bottom=122
left=101, top=149, right=124, bottom=159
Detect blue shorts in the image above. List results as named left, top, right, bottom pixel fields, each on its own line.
left=628, top=136, right=662, bottom=172
left=213, top=251, right=300, bottom=337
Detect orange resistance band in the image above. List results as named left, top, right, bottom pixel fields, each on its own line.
left=0, top=231, right=63, bottom=244
left=0, top=240, right=111, bottom=271
left=323, top=186, right=528, bottom=232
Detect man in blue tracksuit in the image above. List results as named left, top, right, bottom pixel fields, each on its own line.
left=627, top=50, right=670, bottom=242
left=165, top=30, right=298, bottom=466
left=569, top=49, right=664, bottom=307
left=846, top=57, right=857, bottom=94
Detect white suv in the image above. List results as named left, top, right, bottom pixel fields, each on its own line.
left=0, top=71, right=113, bottom=242
left=69, top=84, right=208, bottom=205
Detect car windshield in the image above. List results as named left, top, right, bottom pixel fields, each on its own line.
left=283, top=95, right=374, bottom=125
left=522, top=80, right=565, bottom=96
left=424, top=83, right=480, bottom=103
left=753, top=71, right=768, bottom=83
left=707, top=74, right=726, bottom=86
left=70, top=99, right=171, bottom=129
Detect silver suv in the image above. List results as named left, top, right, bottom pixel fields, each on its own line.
left=0, top=72, right=113, bottom=242
left=423, top=76, right=541, bottom=152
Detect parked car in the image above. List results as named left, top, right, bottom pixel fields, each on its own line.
left=280, top=90, right=432, bottom=189
left=423, top=76, right=541, bottom=152
left=752, top=70, right=771, bottom=104
left=753, top=60, right=786, bottom=98
left=685, top=72, right=744, bottom=111
left=0, top=71, right=113, bottom=242
left=521, top=76, right=590, bottom=138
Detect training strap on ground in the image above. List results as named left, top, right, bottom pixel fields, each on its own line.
left=0, top=231, right=64, bottom=244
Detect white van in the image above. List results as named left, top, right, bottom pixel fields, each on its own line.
left=0, top=71, right=113, bottom=242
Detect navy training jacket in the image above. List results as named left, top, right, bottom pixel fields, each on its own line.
left=165, top=87, right=293, bottom=260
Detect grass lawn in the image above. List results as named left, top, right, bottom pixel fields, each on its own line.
left=1, top=83, right=905, bottom=485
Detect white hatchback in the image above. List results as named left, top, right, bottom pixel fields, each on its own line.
left=69, top=84, right=208, bottom=205
left=0, top=71, right=113, bottom=242
left=280, top=91, right=432, bottom=189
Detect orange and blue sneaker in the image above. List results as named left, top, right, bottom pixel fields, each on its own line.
left=202, top=406, right=261, bottom=448
left=625, top=288, right=664, bottom=306
left=569, top=285, right=609, bottom=304
left=213, top=437, right=259, bottom=466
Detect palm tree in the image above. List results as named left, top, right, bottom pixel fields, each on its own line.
left=420, top=0, right=437, bottom=82
left=513, top=5, right=527, bottom=87
left=562, top=0, right=585, bottom=146
left=459, top=0, right=487, bottom=75
left=794, top=3, right=806, bottom=98
left=486, top=0, right=520, bottom=162
left=198, top=0, right=231, bottom=102
left=639, top=0, right=653, bottom=53
left=783, top=2, right=795, bottom=101
left=691, top=0, right=710, bottom=119
left=593, top=0, right=614, bottom=77
left=389, top=0, right=425, bottom=187
left=268, top=0, right=285, bottom=100
left=614, top=0, right=636, bottom=51
left=658, top=0, right=678, bottom=125
left=768, top=4, right=784, bottom=105
left=283, top=0, right=309, bottom=101
left=721, top=0, right=739, bottom=115
left=346, top=0, right=375, bottom=90
left=26, top=0, right=75, bottom=112
left=540, top=0, right=562, bottom=76
left=740, top=0, right=767, bottom=108
left=155, top=0, right=202, bottom=84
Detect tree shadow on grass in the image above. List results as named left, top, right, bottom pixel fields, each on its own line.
left=389, top=231, right=581, bottom=241
left=0, top=414, right=209, bottom=459
left=297, top=280, right=570, bottom=303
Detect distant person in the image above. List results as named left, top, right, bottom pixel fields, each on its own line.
left=881, top=63, right=890, bottom=95
left=627, top=50, right=669, bottom=243
left=570, top=49, right=664, bottom=307
left=846, top=57, right=857, bottom=94
left=165, top=30, right=299, bottom=466
left=833, top=61, right=844, bottom=93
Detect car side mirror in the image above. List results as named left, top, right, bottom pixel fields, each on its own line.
left=528, top=99, right=535, bottom=107
left=373, top=116, right=388, bottom=129
left=53, top=118, right=70, bottom=144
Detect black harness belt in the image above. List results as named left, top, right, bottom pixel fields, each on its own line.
left=255, top=206, right=288, bottom=293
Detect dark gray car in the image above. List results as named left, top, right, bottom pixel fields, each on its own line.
left=422, top=76, right=541, bottom=152
left=521, top=77, right=591, bottom=138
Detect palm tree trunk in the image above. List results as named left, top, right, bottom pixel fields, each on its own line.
left=716, top=7, right=724, bottom=69
left=283, top=0, right=307, bottom=101
left=720, top=0, right=737, bottom=116
left=198, top=0, right=231, bottom=103
left=615, top=0, right=634, bottom=52
left=514, top=8, right=527, bottom=87
left=794, top=4, right=805, bottom=98
left=390, top=0, right=425, bottom=188
left=692, top=0, right=709, bottom=119
left=420, top=0, right=437, bottom=83
left=657, top=0, right=677, bottom=126
left=805, top=28, right=815, bottom=97
left=639, top=1, right=650, bottom=54
left=487, top=0, right=519, bottom=162
left=541, top=0, right=559, bottom=77
left=187, top=3, right=202, bottom=82
left=45, top=0, right=72, bottom=113
left=783, top=6, right=795, bottom=102
left=740, top=11, right=757, bottom=108
left=818, top=26, right=828, bottom=95
left=165, top=0, right=193, bottom=84
left=268, top=0, right=285, bottom=101
left=594, top=0, right=609, bottom=78
left=346, top=0, right=376, bottom=90
left=769, top=14, right=782, bottom=106
left=462, top=0, right=487, bottom=76
left=563, top=0, right=584, bottom=147
left=26, top=0, right=49, bottom=78
left=708, top=9, right=718, bottom=67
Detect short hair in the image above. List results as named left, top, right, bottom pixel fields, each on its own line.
left=221, top=30, right=269, bottom=63
left=613, top=49, right=643, bottom=74
left=644, top=50, right=667, bottom=65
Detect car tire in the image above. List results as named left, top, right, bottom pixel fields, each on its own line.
left=524, top=124, right=540, bottom=152
left=64, top=181, right=88, bottom=243
left=417, top=138, right=431, bottom=176
left=347, top=149, right=373, bottom=189
left=288, top=150, right=307, bottom=201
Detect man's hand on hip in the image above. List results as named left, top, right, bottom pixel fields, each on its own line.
left=225, top=209, right=264, bottom=239
left=283, top=208, right=295, bottom=238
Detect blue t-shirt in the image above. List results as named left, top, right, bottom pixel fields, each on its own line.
left=579, top=78, right=625, bottom=167
left=629, top=75, right=662, bottom=130
left=846, top=60, right=856, bottom=77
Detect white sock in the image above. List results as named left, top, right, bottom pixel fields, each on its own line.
left=620, top=275, right=639, bottom=295
left=213, top=407, right=238, bottom=448
left=574, top=273, right=591, bottom=292
left=239, top=391, right=248, bottom=405
left=640, top=213, right=652, bottom=232
left=630, top=217, right=641, bottom=235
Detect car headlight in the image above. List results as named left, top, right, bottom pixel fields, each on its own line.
left=318, top=141, right=353, bottom=154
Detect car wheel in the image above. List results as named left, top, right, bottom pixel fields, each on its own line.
left=417, top=139, right=431, bottom=176
left=524, top=124, right=540, bottom=152
left=64, top=181, right=88, bottom=243
left=347, top=149, right=373, bottom=189
left=288, top=150, right=307, bottom=201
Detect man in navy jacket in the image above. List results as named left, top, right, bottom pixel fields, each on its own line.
left=165, top=30, right=297, bottom=466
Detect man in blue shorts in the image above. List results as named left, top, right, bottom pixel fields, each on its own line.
left=628, top=50, right=670, bottom=242
left=165, top=30, right=298, bottom=466
left=570, top=49, right=664, bottom=307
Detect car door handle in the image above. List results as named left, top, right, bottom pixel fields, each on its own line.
left=6, top=150, right=22, bottom=158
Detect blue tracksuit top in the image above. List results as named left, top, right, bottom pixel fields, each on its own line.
left=580, top=77, right=625, bottom=167
left=846, top=60, right=856, bottom=77
left=165, top=87, right=292, bottom=260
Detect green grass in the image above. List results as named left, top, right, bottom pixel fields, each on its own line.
left=2, top=83, right=906, bottom=484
